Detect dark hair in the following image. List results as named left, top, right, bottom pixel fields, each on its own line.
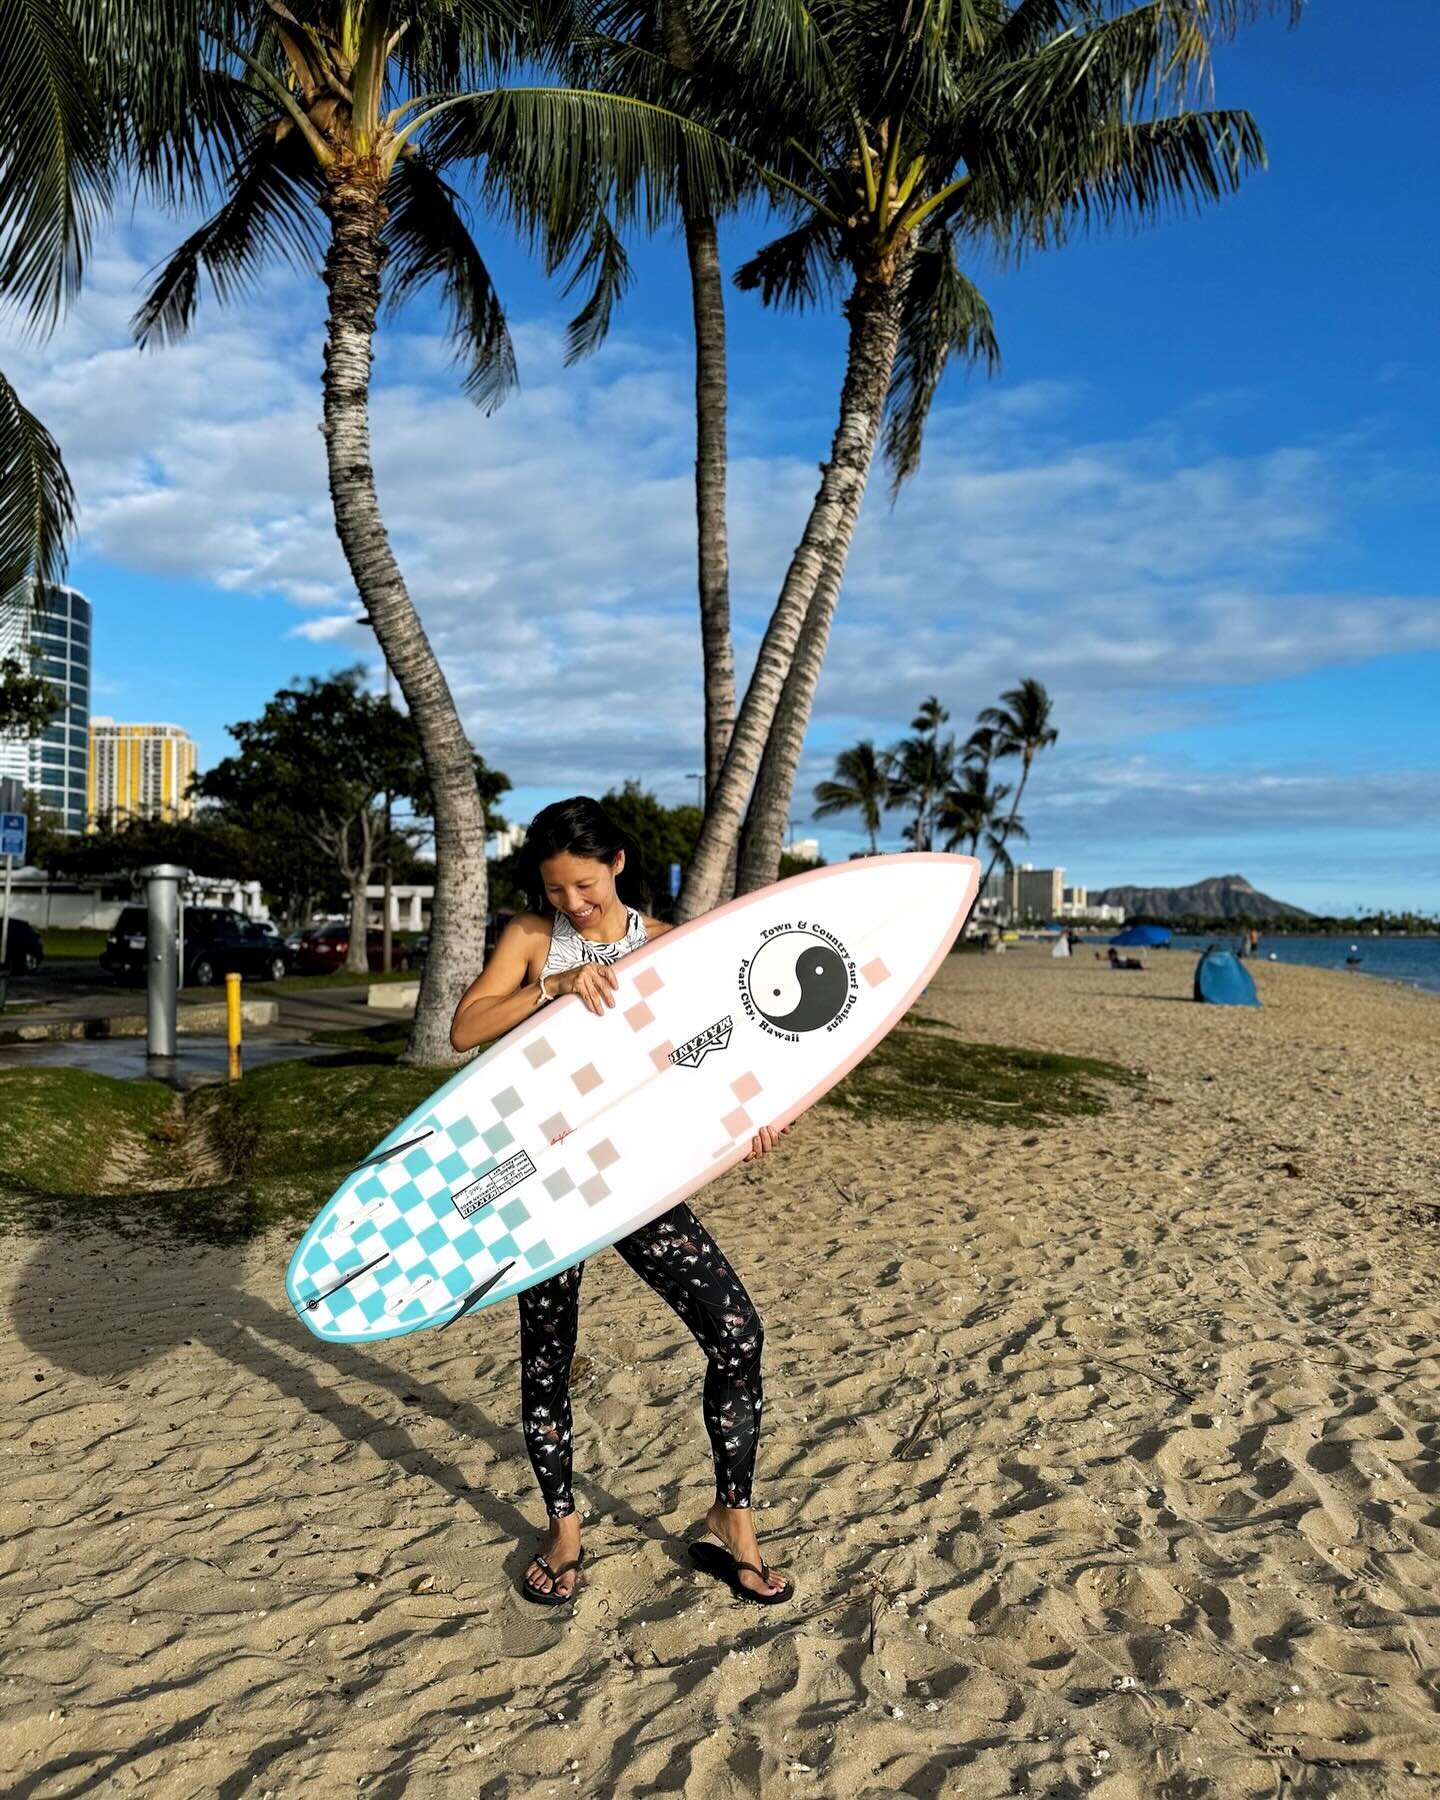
left=522, top=796, right=648, bottom=910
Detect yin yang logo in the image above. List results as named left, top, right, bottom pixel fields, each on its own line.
left=745, top=930, right=851, bottom=1033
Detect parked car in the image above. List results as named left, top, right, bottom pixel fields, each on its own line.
left=100, top=905, right=293, bottom=986
left=293, top=922, right=412, bottom=975
left=2, top=918, right=43, bottom=975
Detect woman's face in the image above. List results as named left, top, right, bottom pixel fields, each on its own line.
left=539, top=850, right=624, bottom=929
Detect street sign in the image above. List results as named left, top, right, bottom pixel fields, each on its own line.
left=0, top=813, right=25, bottom=861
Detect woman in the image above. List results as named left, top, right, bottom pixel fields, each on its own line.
left=450, top=797, right=791, bottom=1608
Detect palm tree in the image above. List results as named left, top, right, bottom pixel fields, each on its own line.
left=882, top=694, right=954, bottom=855
left=1, top=0, right=227, bottom=611
left=935, top=759, right=1009, bottom=856
left=812, top=738, right=891, bottom=853
left=560, top=2, right=741, bottom=814
left=130, top=1, right=739, bottom=1063
left=0, top=0, right=106, bottom=625
left=680, top=0, right=1295, bottom=914
left=978, top=676, right=1057, bottom=890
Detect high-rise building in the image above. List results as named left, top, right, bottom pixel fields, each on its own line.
left=88, top=719, right=198, bottom=825
left=1015, top=865, right=1065, bottom=921
left=0, top=582, right=92, bottom=834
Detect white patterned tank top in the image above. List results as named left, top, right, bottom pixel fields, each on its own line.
left=542, top=905, right=649, bottom=979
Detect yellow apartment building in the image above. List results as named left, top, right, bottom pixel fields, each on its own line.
left=87, top=719, right=198, bottom=826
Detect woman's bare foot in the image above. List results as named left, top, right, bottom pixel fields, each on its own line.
left=523, top=1512, right=582, bottom=1600
left=704, top=1499, right=788, bottom=1598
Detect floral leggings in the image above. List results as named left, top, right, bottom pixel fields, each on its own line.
left=517, top=1204, right=764, bottom=1517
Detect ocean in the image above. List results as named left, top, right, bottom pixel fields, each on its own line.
left=1163, top=934, right=1440, bottom=996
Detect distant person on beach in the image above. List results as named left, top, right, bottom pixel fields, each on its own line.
left=1248, top=928, right=1262, bottom=960
left=450, top=797, right=791, bottom=1610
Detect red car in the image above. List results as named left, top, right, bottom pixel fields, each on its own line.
left=293, top=923, right=411, bottom=974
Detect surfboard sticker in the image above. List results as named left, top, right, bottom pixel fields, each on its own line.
left=669, top=1017, right=733, bottom=1068
left=451, top=1150, right=536, bottom=1219
left=286, top=854, right=979, bottom=1343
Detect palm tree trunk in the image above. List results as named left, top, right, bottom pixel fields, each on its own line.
left=682, top=200, right=735, bottom=809
left=321, top=169, right=486, bottom=1067
left=981, top=751, right=1034, bottom=896
left=734, top=548, right=843, bottom=893
left=678, top=270, right=906, bottom=919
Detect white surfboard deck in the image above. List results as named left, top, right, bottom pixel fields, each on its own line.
left=286, top=853, right=979, bottom=1343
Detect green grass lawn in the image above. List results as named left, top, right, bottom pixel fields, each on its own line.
left=0, top=1010, right=1138, bottom=1244
left=823, top=1015, right=1140, bottom=1127
left=40, top=927, right=108, bottom=961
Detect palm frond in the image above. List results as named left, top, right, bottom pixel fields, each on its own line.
left=72, top=1, right=258, bottom=200
left=383, top=151, right=518, bottom=409
left=554, top=201, right=633, bottom=364
left=0, top=369, right=75, bottom=604
left=426, top=86, right=748, bottom=239
left=132, top=126, right=324, bottom=347
left=686, top=0, right=857, bottom=122
left=0, top=0, right=109, bottom=325
left=883, top=225, right=999, bottom=490
left=1026, top=108, right=1266, bottom=243
left=734, top=216, right=844, bottom=309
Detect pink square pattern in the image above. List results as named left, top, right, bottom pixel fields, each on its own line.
left=730, top=1072, right=761, bottom=1103
left=524, top=1038, right=555, bottom=1069
left=650, top=1041, right=675, bottom=1071
left=721, top=1105, right=753, bottom=1139
left=589, top=1138, right=619, bottom=1171
left=633, top=967, right=663, bottom=999
left=624, top=1001, right=655, bottom=1031
left=571, top=1062, right=603, bottom=1095
left=861, top=956, right=892, bottom=987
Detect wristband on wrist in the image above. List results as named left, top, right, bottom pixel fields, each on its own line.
left=538, top=973, right=555, bottom=1003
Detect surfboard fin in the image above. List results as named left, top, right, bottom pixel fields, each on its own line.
left=300, top=1252, right=390, bottom=1313
left=349, top=1128, right=435, bottom=1174
left=442, top=1261, right=515, bottom=1329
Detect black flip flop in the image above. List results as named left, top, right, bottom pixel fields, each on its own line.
left=688, top=1539, right=793, bottom=1606
left=521, top=1545, right=585, bottom=1607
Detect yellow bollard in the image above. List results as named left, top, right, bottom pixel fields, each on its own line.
left=226, top=971, right=243, bottom=1081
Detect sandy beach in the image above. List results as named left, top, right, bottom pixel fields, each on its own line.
left=3, top=946, right=1438, bottom=1798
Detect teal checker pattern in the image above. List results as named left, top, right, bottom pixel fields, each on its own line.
left=297, top=1100, right=551, bottom=1338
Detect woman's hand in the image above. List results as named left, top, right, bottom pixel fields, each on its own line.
left=743, top=1122, right=791, bottom=1162
left=557, top=964, right=619, bottom=1015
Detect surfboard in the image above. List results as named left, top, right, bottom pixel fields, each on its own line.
left=286, top=853, right=979, bottom=1343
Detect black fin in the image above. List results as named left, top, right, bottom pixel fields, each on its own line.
left=441, top=1261, right=516, bottom=1329
left=300, top=1252, right=390, bottom=1313
left=351, top=1128, right=434, bottom=1174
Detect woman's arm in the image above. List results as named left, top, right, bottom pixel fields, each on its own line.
left=450, top=917, right=554, bottom=1051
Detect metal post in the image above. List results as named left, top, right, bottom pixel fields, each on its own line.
left=0, top=854, right=12, bottom=969
left=382, top=792, right=393, bottom=973
left=138, top=864, right=189, bottom=1060
left=226, top=971, right=243, bottom=1081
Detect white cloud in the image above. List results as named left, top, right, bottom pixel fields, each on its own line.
left=3, top=220, right=1437, bottom=850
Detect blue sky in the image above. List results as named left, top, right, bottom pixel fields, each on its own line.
left=4, top=0, right=1437, bottom=914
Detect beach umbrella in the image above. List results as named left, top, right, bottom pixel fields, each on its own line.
left=1110, top=924, right=1172, bottom=948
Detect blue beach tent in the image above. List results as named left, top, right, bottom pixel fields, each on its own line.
left=1110, top=924, right=1172, bottom=948
left=1194, top=945, right=1260, bottom=1007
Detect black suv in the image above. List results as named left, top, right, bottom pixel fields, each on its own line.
left=101, top=905, right=293, bottom=987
